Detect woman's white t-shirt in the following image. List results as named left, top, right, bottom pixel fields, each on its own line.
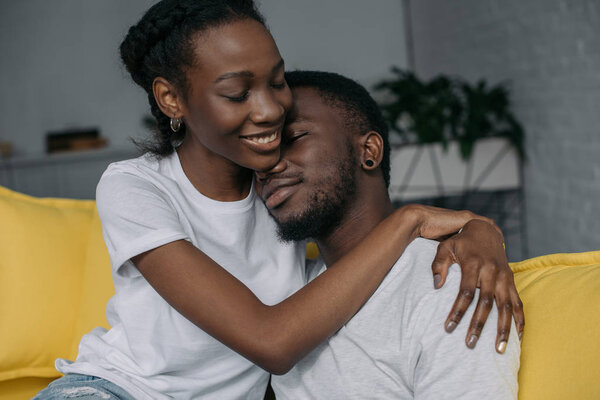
left=56, top=151, right=307, bottom=400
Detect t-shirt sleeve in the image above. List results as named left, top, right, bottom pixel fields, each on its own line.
left=305, top=256, right=326, bottom=283
left=410, top=266, right=521, bottom=400
left=96, top=171, right=190, bottom=277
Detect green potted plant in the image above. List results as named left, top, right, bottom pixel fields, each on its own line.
left=374, top=67, right=525, bottom=160
left=373, top=67, right=526, bottom=204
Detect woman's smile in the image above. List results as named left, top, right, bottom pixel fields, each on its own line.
left=239, top=127, right=282, bottom=153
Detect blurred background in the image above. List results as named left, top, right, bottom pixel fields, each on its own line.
left=0, top=0, right=598, bottom=261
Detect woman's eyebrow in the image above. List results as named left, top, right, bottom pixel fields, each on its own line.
left=215, top=70, right=254, bottom=83
left=215, top=59, right=285, bottom=83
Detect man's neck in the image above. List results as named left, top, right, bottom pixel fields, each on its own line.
left=315, top=185, right=394, bottom=267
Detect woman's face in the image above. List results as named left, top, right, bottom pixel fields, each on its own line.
left=179, top=18, right=292, bottom=172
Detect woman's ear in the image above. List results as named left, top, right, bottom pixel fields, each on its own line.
left=153, top=77, right=184, bottom=119
left=359, top=131, right=384, bottom=170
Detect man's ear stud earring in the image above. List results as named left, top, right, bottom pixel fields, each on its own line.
left=365, top=159, right=375, bottom=167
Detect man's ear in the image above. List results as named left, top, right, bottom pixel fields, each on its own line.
left=359, top=131, right=384, bottom=170
left=153, top=77, right=184, bottom=119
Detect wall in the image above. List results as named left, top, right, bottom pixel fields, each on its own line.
left=409, top=0, right=600, bottom=257
left=258, top=0, right=406, bottom=87
left=0, top=0, right=406, bottom=157
left=0, top=0, right=156, bottom=156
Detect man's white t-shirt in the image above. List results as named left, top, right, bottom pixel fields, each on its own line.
left=56, top=151, right=307, bottom=400
left=273, top=238, right=520, bottom=400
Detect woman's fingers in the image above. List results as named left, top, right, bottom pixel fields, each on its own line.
left=493, top=271, right=515, bottom=353
left=509, top=276, right=525, bottom=341
left=433, top=218, right=523, bottom=353
left=431, top=240, right=456, bottom=289
left=445, top=264, right=479, bottom=334
left=465, top=266, right=496, bottom=349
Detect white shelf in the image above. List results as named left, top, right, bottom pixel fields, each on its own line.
left=0, top=147, right=140, bottom=199
left=0, top=147, right=139, bottom=167
left=388, top=137, right=521, bottom=201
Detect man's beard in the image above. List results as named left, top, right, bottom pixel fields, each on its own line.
left=274, top=143, right=357, bottom=242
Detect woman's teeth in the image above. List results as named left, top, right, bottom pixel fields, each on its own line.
left=248, top=132, right=277, bottom=144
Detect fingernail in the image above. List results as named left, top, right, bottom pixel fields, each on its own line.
left=467, top=334, right=478, bottom=349
left=433, top=274, right=442, bottom=289
left=519, top=331, right=523, bottom=341
left=445, top=321, right=457, bottom=333
left=497, top=340, right=507, bottom=354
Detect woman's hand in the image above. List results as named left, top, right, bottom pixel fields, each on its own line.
left=407, top=204, right=524, bottom=353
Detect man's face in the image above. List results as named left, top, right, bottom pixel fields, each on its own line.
left=257, top=87, right=358, bottom=241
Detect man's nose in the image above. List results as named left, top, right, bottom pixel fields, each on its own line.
left=256, top=159, right=288, bottom=182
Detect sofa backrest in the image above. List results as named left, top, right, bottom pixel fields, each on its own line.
left=512, top=251, right=600, bottom=400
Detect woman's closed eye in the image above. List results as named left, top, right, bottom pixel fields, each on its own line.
left=271, top=81, right=286, bottom=90
left=222, top=81, right=284, bottom=102
left=222, top=91, right=249, bottom=102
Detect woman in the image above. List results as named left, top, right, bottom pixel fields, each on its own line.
left=34, top=1, right=522, bottom=399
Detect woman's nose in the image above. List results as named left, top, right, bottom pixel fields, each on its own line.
left=250, top=91, right=286, bottom=125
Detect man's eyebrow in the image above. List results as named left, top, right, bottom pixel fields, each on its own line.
left=214, top=59, right=285, bottom=83
left=285, top=115, right=312, bottom=126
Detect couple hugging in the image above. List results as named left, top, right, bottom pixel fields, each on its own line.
left=35, top=1, right=521, bottom=399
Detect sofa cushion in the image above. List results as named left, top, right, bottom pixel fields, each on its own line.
left=512, top=250, right=600, bottom=400
left=69, top=209, right=114, bottom=359
left=0, top=186, right=94, bottom=381
left=0, top=377, right=55, bottom=400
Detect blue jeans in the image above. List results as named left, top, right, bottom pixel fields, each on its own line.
left=32, top=374, right=135, bottom=400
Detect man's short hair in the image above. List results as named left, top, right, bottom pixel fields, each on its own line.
left=284, top=70, right=391, bottom=188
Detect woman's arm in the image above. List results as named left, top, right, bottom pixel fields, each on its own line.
left=133, top=205, right=484, bottom=374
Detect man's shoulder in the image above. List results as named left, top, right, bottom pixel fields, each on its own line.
left=392, top=238, right=459, bottom=299
left=382, top=237, right=466, bottom=331
left=399, top=240, right=520, bottom=399
left=399, top=237, right=439, bottom=268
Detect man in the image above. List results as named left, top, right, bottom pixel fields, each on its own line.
left=257, top=71, right=520, bottom=399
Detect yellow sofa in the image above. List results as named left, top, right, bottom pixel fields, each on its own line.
left=1, top=185, right=599, bottom=400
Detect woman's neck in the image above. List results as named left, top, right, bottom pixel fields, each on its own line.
left=177, top=140, right=253, bottom=202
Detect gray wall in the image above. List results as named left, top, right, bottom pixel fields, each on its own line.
left=0, top=0, right=156, bottom=156
left=259, top=0, right=406, bottom=87
left=409, top=0, right=600, bottom=256
left=0, top=0, right=406, bottom=157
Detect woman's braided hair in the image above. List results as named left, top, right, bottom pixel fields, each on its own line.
left=119, top=0, right=266, bottom=156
